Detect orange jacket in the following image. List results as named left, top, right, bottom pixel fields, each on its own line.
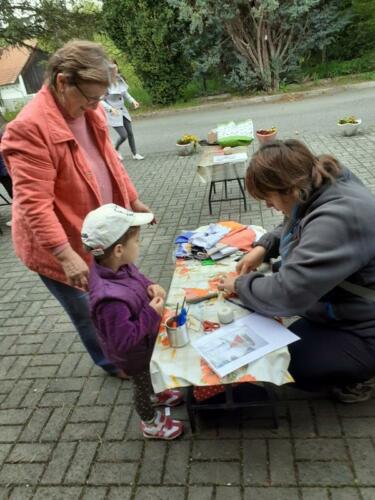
left=1, top=85, right=138, bottom=284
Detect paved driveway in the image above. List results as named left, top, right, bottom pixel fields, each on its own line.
left=0, top=129, right=375, bottom=499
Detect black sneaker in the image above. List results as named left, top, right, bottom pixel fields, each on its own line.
left=331, top=377, right=375, bottom=403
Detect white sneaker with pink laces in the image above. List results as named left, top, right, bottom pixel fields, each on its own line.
left=150, top=389, right=184, bottom=407
left=141, top=411, right=184, bottom=440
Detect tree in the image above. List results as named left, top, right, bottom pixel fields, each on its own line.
left=102, top=0, right=193, bottom=105
left=169, top=0, right=348, bottom=91
left=0, top=0, right=101, bottom=51
left=352, top=0, right=375, bottom=51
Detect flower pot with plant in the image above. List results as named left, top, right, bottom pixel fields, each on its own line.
left=337, top=116, right=361, bottom=137
left=256, top=127, right=277, bottom=144
left=176, top=134, right=199, bottom=156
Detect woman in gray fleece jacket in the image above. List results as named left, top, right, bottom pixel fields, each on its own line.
left=219, top=139, right=375, bottom=403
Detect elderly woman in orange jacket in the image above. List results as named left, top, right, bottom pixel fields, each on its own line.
left=2, top=40, right=153, bottom=377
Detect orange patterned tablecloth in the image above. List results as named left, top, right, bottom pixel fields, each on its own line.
left=150, top=226, right=293, bottom=393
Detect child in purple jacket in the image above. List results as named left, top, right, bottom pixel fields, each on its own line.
left=82, top=204, right=184, bottom=440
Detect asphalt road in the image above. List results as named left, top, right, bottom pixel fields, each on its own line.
left=112, top=84, right=375, bottom=156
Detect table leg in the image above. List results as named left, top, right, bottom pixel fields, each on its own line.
left=237, top=177, right=247, bottom=212
left=264, top=384, right=279, bottom=429
left=208, top=182, right=214, bottom=215
left=186, top=386, right=197, bottom=433
left=225, top=384, right=234, bottom=405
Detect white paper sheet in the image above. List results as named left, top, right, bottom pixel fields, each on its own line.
left=212, top=152, right=248, bottom=165
left=192, top=313, right=300, bottom=378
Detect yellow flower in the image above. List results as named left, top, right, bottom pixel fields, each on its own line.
left=177, top=134, right=199, bottom=145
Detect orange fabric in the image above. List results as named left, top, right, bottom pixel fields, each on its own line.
left=1, top=86, right=138, bottom=284
left=220, top=226, right=256, bottom=251
left=217, top=220, right=245, bottom=232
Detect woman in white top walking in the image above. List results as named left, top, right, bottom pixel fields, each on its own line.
left=104, top=61, right=144, bottom=161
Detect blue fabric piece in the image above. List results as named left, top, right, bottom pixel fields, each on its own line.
left=175, top=231, right=194, bottom=244
left=190, top=224, right=230, bottom=250
left=175, top=243, right=191, bottom=258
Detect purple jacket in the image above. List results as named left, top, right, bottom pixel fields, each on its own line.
left=88, top=261, right=161, bottom=375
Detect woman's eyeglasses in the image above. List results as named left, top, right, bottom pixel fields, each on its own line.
left=75, top=84, right=106, bottom=104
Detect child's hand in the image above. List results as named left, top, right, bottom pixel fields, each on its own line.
left=149, top=296, right=164, bottom=316
left=147, top=284, right=166, bottom=299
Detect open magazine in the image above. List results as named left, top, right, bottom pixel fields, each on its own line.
left=192, top=313, right=299, bottom=378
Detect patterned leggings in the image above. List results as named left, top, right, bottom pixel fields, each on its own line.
left=132, top=369, right=156, bottom=422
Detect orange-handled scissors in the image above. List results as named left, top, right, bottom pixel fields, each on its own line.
left=202, top=320, right=221, bottom=332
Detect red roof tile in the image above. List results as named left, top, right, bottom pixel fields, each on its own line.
left=0, top=41, right=38, bottom=86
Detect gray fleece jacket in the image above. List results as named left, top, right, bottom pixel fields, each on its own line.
left=235, top=167, right=375, bottom=339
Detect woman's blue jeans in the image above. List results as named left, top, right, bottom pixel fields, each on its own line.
left=39, top=275, right=117, bottom=374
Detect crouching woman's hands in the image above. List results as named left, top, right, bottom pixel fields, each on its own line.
left=236, top=246, right=266, bottom=275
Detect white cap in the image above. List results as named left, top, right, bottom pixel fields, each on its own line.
left=81, top=203, right=153, bottom=256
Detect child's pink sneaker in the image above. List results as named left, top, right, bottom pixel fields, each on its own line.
left=141, top=411, right=184, bottom=440
left=151, top=389, right=184, bottom=407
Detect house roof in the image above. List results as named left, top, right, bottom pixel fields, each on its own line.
left=0, top=41, right=38, bottom=87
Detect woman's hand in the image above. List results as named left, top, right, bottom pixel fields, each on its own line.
left=133, top=100, right=140, bottom=109
left=110, top=107, right=120, bottom=116
left=218, top=276, right=237, bottom=295
left=149, top=296, right=164, bottom=316
left=56, top=246, right=89, bottom=290
left=131, top=198, right=157, bottom=224
left=236, top=246, right=267, bottom=275
left=147, top=284, right=166, bottom=300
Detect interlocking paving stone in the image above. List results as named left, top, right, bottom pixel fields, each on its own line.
left=81, top=487, right=108, bottom=500
left=269, top=438, right=296, bottom=485
left=329, top=487, right=362, bottom=500
left=216, top=486, right=242, bottom=500
left=300, top=487, right=329, bottom=500
left=294, top=438, right=348, bottom=461
left=244, top=487, right=300, bottom=499
left=33, top=487, right=82, bottom=499
left=6, top=443, right=53, bottom=463
left=132, top=486, right=185, bottom=500
left=163, top=440, right=190, bottom=485
left=187, top=486, right=213, bottom=500
left=19, top=408, right=52, bottom=443
left=138, top=441, right=167, bottom=485
left=0, top=409, right=31, bottom=425
left=0, top=463, right=44, bottom=485
left=6, top=486, right=34, bottom=500
left=347, top=438, right=375, bottom=486
left=189, top=461, right=241, bottom=485
left=61, top=422, right=106, bottom=441
left=64, top=441, right=98, bottom=484
left=297, top=462, right=354, bottom=486
left=87, top=462, right=138, bottom=485
left=106, top=487, right=132, bottom=499
left=96, top=440, right=143, bottom=462
left=103, top=405, right=131, bottom=441
left=40, top=441, right=76, bottom=484
left=243, top=439, right=269, bottom=485
left=361, top=488, right=375, bottom=500
left=39, top=407, right=73, bottom=442
left=192, top=439, right=240, bottom=460
left=341, top=417, right=375, bottom=437
left=0, top=426, right=22, bottom=443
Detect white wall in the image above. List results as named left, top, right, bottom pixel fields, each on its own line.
left=0, top=77, right=27, bottom=100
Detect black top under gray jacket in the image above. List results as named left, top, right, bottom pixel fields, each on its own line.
left=235, top=167, right=375, bottom=339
